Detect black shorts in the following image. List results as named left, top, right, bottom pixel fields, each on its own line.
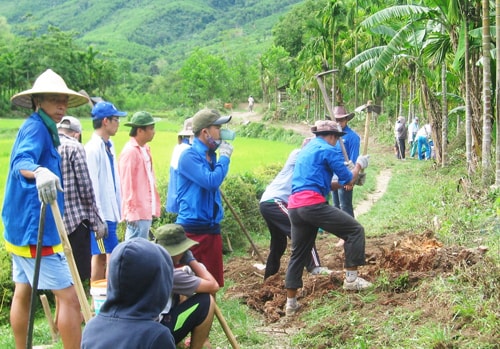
left=68, top=220, right=91, bottom=281
left=160, top=293, right=211, bottom=344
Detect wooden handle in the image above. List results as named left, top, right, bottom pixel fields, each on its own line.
left=50, top=201, right=93, bottom=323
left=214, top=303, right=240, bottom=349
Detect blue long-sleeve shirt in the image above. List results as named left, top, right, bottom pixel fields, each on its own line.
left=175, top=138, right=230, bottom=234
left=2, top=112, right=64, bottom=256
left=291, top=137, right=353, bottom=199
left=335, top=125, right=360, bottom=162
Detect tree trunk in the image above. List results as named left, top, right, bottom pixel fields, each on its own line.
left=495, top=0, right=500, bottom=187
left=420, top=77, right=442, bottom=163
left=481, top=0, right=493, bottom=184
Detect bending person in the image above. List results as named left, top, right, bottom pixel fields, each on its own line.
left=154, top=224, right=219, bottom=349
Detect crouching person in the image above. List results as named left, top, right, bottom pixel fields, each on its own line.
left=153, top=224, right=219, bottom=349
left=81, top=238, right=175, bottom=348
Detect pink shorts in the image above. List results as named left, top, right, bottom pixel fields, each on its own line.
left=185, top=233, right=224, bottom=287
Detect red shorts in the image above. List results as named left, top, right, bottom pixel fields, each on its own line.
left=185, top=233, right=224, bottom=287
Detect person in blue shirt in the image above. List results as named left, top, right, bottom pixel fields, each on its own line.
left=331, top=106, right=361, bottom=247
left=284, top=120, right=372, bottom=317
left=3, top=69, right=89, bottom=349
left=175, top=109, right=233, bottom=287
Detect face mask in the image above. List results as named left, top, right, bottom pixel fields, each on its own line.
left=206, top=131, right=221, bottom=150
left=220, top=129, right=236, bottom=141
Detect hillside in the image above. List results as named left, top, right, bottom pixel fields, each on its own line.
left=0, top=0, right=304, bottom=69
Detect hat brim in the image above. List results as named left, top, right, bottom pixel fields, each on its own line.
left=124, top=117, right=161, bottom=127
left=158, top=237, right=199, bottom=257
left=334, top=112, right=355, bottom=121
left=178, top=130, right=194, bottom=136
left=212, top=115, right=232, bottom=126
left=11, top=89, right=89, bottom=109
left=312, top=130, right=346, bottom=137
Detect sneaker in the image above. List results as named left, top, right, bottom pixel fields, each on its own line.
left=310, top=267, right=333, bottom=275
left=343, top=277, right=373, bottom=290
left=285, top=302, right=301, bottom=317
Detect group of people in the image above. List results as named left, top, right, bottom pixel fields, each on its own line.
left=2, top=69, right=235, bottom=348
left=2, top=68, right=385, bottom=348
left=395, top=115, right=434, bottom=160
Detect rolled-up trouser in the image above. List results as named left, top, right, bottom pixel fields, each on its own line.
left=285, top=202, right=366, bottom=290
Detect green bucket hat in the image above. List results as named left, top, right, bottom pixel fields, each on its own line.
left=192, top=108, right=231, bottom=133
left=124, top=111, right=160, bottom=127
left=153, top=224, right=198, bottom=256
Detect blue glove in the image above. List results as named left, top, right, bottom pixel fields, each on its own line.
left=179, top=250, right=196, bottom=265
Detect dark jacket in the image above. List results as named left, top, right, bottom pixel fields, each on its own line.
left=82, top=238, right=175, bottom=349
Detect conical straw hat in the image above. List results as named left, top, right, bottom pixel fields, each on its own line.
left=11, top=69, right=89, bottom=108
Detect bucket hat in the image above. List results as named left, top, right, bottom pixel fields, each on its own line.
left=124, top=111, right=160, bottom=127
left=153, top=224, right=199, bottom=256
left=91, top=101, right=127, bottom=120
left=57, top=116, right=82, bottom=133
left=11, top=69, right=89, bottom=109
left=311, top=120, right=346, bottom=136
left=178, top=117, right=194, bottom=137
left=192, top=109, right=231, bottom=133
left=332, top=106, right=355, bottom=121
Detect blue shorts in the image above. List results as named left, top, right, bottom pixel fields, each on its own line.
left=12, top=253, right=73, bottom=290
left=91, top=221, right=119, bottom=255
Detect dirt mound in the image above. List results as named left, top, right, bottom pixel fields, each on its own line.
left=223, top=231, right=487, bottom=324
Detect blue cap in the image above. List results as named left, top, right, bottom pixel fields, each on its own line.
left=91, top=101, right=127, bottom=120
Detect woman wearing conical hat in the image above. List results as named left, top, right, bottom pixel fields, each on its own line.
left=3, top=69, right=88, bottom=349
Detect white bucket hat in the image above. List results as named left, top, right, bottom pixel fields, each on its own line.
left=11, top=69, right=89, bottom=109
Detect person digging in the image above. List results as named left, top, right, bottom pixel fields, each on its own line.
left=284, top=120, right=373, bottom=317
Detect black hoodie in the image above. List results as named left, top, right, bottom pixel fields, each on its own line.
left=82, top=238, right=175, bottom=349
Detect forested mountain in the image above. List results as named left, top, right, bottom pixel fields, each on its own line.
left=0, top=0, right=303, bottom=70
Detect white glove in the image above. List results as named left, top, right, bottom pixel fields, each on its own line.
left=218, top=141, right=233, bottom=158
left=34, top=167, right=63, bottom=204
left=182, top=265, right=196, bottom=276
left=344, top=160, right=355, bottom=170
left=356, top=155, right=370, bottom=169
left=94, top=220, right=108, bottom=240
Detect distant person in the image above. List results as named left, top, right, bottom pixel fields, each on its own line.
left=394, top=116, right=407, bottom=159
left=259, top=138, right=332, bottom=279
left=285, top=120, right=371, bottom=317
left=248, top=95, right=255, bottom=112
left=119, top=111, right=161, bottom=240
left=407, top=116, right=419, bottom=158
left=3, top=69, right=88, bottom=349
left=57, top=116, right=107, bottom=283
left=175, top=108, right=233, bottom=287
left=154, top=224, right=219, bottom=349
left=81, top=238, right=176, bottom=349
left=166, top=117, right=194, bottom=214
left=85, top=101, right=127, bottom=282
left=331, top=106, right=360, bottom=248
left=416, top=123, right=432, bottom=160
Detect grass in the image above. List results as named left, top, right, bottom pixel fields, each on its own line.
left=0, top=117, right=499, bottom=348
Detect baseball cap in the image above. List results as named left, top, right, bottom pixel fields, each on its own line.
left=192, top=109, right=231, bottom=133
left=91, top=101, right=127, bottom=120
left=57, top=116, right=82, bottom=133
left=153, top=224, right=199, bottom=256
left=124, top=111, right=160, bottom=127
